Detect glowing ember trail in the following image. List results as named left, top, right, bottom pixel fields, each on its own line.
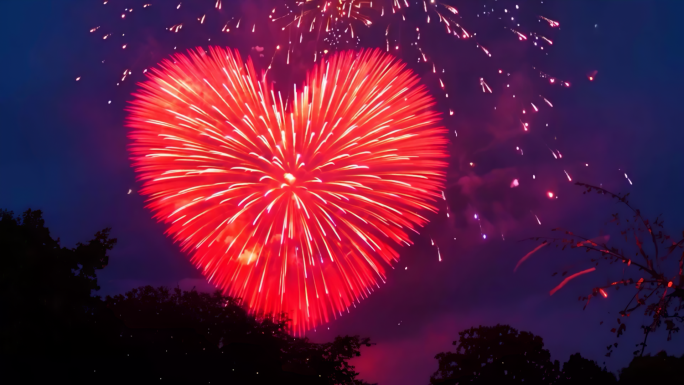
left=549, top=267, right=596, bottom=296
left=514, top=241, right=548, bottom=272
left=127, top=47, right=448, bottom=333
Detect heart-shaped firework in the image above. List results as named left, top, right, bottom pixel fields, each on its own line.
left=127, top=47, right=448, bottom=333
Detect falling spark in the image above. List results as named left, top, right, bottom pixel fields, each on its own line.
left=479, top=78, right=492, bottom=93
left=510, top=29, right=528, bottom=40
left=539, top=16, right=560, bottom=28
left=514, top=242, right=548, bottom=272
left=564, top=170, right=572, bottom=182
left=550, top=268, right=596, bottom=296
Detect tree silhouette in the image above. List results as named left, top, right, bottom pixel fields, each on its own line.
left=97, top=285, right=373, bottom=384
left=430, top=324, right=561, bottom=384
left=617, top=351, right=684, bottom=384
left=0, top=209, right=116, bottom=356
left=558, top=353, right=616, bottom=384
left=429, top=325, right=623, bottom=384
left=0, top=209, right=373, bottom=384
left=525, top=183, right=683, bottom=357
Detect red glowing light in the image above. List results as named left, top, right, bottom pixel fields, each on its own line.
left=127, top=47, right=448, bottom=333
left=550, top=267, right=596, bottom=296
left=547, top=192, right=554, bottom=198
left=599, top=288, right=608, bottom=298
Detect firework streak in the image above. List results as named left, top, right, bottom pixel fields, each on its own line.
left=127, top=47, right=448, bottom=332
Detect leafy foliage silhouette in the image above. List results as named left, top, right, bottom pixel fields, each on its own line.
left=100, top=285, right=374, bottom=384
left=0, top=209, right=115, bottom=357
left=617, top=351, right=684, bottom=384
left=429, top=324, right=680, bottom=384
left=558, top=353, right=616, bottom=385
left=0, top=209, right=374, bottom=384
left=525, top=183, right=683, bottom=357
left=430, top=324, right=562, bottom=384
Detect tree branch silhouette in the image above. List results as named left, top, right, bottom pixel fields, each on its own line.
left=522, top=183, right=683, bottom=357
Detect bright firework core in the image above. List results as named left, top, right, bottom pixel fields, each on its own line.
left=284, top=173, right=296, bottom=184
left=127, top=47, right=448, bottom=333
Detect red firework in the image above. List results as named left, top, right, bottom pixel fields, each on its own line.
left=127, top=47, right=448, bottom=333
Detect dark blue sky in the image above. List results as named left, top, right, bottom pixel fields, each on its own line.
left=1, top=1, right=683, bottom=384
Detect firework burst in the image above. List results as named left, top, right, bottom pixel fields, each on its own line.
left=81, top=0, right=605, bottom=330
left=276, top=0, right=375, bottom=32
left=127, top=47, right=448, bottom=332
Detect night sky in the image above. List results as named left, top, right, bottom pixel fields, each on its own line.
left=1, top=1, right=683, bottom=384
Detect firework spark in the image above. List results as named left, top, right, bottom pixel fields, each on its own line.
left=277, top=0, right=374, bottom=32
left=514, top=241, right=548, bottom=272
left=549, top=267, right=596, bottom=296
left=127, top=47, right=448, bottom=332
